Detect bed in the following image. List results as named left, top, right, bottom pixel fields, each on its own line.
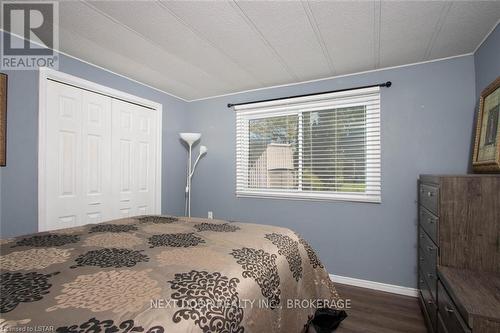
left=0, top=216, right=340, bottom=333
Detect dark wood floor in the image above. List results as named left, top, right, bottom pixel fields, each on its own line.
left=335, top=283, right=427, bottom=333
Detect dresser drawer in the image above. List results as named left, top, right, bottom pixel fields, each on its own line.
left=419, top=294, right=435, bottom=333
left=419, top=206, right=438, bottom=244
left=419, top=273, right=437, bottom=330
left=419, top=227, right=438, bottom=270
left=420, top=183, right=439, bottom=215
left=437, top=313, right=448, bottom=333
left=437, top=281, right=471, bottom=333
left=419, top=246, right=437, bottom=300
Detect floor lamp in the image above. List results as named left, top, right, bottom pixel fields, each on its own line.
left=180, top=133, right=207, bottom=217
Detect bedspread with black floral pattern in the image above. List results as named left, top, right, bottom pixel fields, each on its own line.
left=0, top=216, right=340, bottom=333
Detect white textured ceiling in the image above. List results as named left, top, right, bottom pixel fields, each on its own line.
left=57, top=1, right=500, bottom=101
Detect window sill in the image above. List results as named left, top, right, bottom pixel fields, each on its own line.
left=236, top=191, right=381, bottom=204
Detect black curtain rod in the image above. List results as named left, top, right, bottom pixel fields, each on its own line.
left=227, top=81, right=391, bottom=108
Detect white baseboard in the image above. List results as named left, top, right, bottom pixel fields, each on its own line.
left=330, top=274, right=418, bottom=297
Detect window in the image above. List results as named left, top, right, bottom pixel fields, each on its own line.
left=235, top=86, right=381, bottom=203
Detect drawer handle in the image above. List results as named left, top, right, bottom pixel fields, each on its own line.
left=419, top=257, right=424, bottom=262
left=427, top=191, right=434, bottom=197
left=427, top=246, right=434, bottom=252
left=428, top=218, right=435, bottom=224
left=427, top=273, right=433, bottom=279
left=445, top=306, right=454, bottom=314
left=427, top=300, right=434, bottom=305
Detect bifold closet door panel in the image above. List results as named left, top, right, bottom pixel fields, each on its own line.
left=133, top=102, right=157, bottom=216
left=45, top=81, right=112, bottom=230
left=46, top=81, right=84, bottom=230
left=81, top=90, right=112, bottom=224
left=111, top=99, right=157, bottom=218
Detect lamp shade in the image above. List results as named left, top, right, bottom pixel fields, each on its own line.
left=180, top=132, right=201, bottom=145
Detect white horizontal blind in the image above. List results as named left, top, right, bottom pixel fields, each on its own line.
left=235, top=86, right=381, bottom=203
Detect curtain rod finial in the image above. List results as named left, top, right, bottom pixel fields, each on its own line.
left=385, top=81, right=392, bottom=87
left=227, top=103, right=234, bottom=108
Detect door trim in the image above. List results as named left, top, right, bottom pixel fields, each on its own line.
left=38, top=67, right=163, bottom=232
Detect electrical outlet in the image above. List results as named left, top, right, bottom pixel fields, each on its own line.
left=208, top=211, right=213, bottom=219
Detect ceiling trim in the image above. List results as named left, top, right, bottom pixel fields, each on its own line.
left=0, top=29, right=189, bottom=102
left=3, top=30, right=475, bottom=104
left=373, top=0, right=381, bottom=68
left=473, top=19, right=500, bottom=54
left=3, top=12, right=497, bottom=104
left=230, top=0, right=299, bottom=81
left=155, top=0, right=264, bottom=86
left=423, top=2, right=453, bottom=61
left=0, top=28, right=481, bottom=103
left=301, top=1, right=335, bottom=75
left=81, top=1, right=230, bottom=90
left=189, top=52, right=473, bottom=102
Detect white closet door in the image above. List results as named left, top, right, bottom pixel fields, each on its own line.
left=134, top=103, right=157, bottom=215
left=45, top=81, right=112, bottom=229
left=42, top=79, right=159, bottom=232
left=81, top=90, right=112, bottom=224
left=111, top=99, right=157, bottom=218
left=46, top=81, right=84, bottom=229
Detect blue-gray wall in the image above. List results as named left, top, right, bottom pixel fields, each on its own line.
left=474, top=24, right=500, bottom=97
left=185, top=56, right=476, bottom=288
left=2, top=25, right=498, bottom=288
left=0, top=33, right=189, bottom=237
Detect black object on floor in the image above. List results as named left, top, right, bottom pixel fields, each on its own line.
left=302, top=308, right=348, bottom=333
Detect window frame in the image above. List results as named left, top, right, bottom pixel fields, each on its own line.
left=235, top=86, right=381, bottom=203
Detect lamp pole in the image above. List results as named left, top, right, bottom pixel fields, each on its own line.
left=179, top=133, right=206, bottom=218
left=188, top=142, right=192, bottom=217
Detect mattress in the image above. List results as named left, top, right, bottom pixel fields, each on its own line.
left=0, top=216, right=340, bottom=333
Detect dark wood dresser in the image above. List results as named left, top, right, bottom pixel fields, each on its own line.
left=417, top=175, right=500, bottom=333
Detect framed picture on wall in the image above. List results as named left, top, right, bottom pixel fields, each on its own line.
left=0, top=73, right=6, bottom=167
left=473, top=76, right=500, bottom=173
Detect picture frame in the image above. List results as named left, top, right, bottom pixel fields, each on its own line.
left=472, top=76, right=500, bottom=173
left=0, top=73, right=6, bottom=167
